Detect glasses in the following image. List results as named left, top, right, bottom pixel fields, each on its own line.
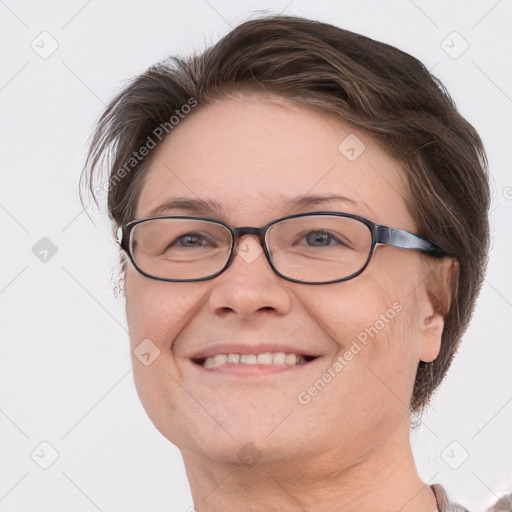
left=117, top=211, right=447, bottom=285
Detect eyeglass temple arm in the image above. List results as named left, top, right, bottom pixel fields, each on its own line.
left=375, top=225, right=446, bottom=257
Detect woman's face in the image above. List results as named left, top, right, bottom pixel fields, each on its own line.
left=124, top=92, right=442, bottom=467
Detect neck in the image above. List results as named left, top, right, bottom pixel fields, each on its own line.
left=181, top=415, right=438, bottom=512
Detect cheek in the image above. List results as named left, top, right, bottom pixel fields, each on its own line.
left=310, top=259, right=421, bottom=401
left=125, top=270, right=211, bottom=350
left=352, top=256, right=422, bottom=402
left=125, top=271, right=214, bottom=442
left=307, top=272, right=402, bottom=349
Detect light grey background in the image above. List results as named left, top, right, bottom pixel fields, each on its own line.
left=1, top=1, right=511, bottom=511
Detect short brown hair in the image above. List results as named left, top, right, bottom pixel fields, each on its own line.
left=80, top=14, right=490, bottom=414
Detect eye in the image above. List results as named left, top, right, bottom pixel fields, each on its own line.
left=298, top=230, right=351, bottom=248
left=160, top=231, right=218, bottom=254
left=174, top=232, right=212, bottom=248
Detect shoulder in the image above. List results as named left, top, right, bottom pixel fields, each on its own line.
left=431, top=484, right=470, bottom=512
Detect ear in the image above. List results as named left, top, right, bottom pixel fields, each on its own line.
left=417, top=257, right=458, bottom=363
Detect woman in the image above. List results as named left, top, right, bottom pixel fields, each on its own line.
left=81, top=14, right=490, bottom=511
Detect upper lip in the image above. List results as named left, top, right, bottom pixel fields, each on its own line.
left=190, top=343, right=323, bottom=361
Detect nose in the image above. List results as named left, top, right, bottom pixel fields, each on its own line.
left=207, top=234, right=292, bottom=318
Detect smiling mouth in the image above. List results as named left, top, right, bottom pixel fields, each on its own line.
left=192, top=352, right=319, bottom=369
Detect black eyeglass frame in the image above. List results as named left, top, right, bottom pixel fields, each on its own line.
left=117, top=211, right=448, bottom=285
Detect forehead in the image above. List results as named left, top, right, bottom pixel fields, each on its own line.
left=136, top=93, right=413, bottom=230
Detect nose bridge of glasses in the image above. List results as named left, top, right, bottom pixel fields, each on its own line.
left=232, top=226, right=266, bottom=248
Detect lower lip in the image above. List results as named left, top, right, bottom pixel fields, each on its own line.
left=190, top=360, right=319, bottom=376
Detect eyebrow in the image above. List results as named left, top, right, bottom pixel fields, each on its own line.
left=144, top=194, right=375, bottom=219
left=282, top=194, right=375, bottom=217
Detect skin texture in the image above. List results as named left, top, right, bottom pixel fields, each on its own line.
left=124, top=92, right=452, bottom=511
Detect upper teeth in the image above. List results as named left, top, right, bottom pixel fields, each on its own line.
left=202, top=352, right=307, bottom=369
